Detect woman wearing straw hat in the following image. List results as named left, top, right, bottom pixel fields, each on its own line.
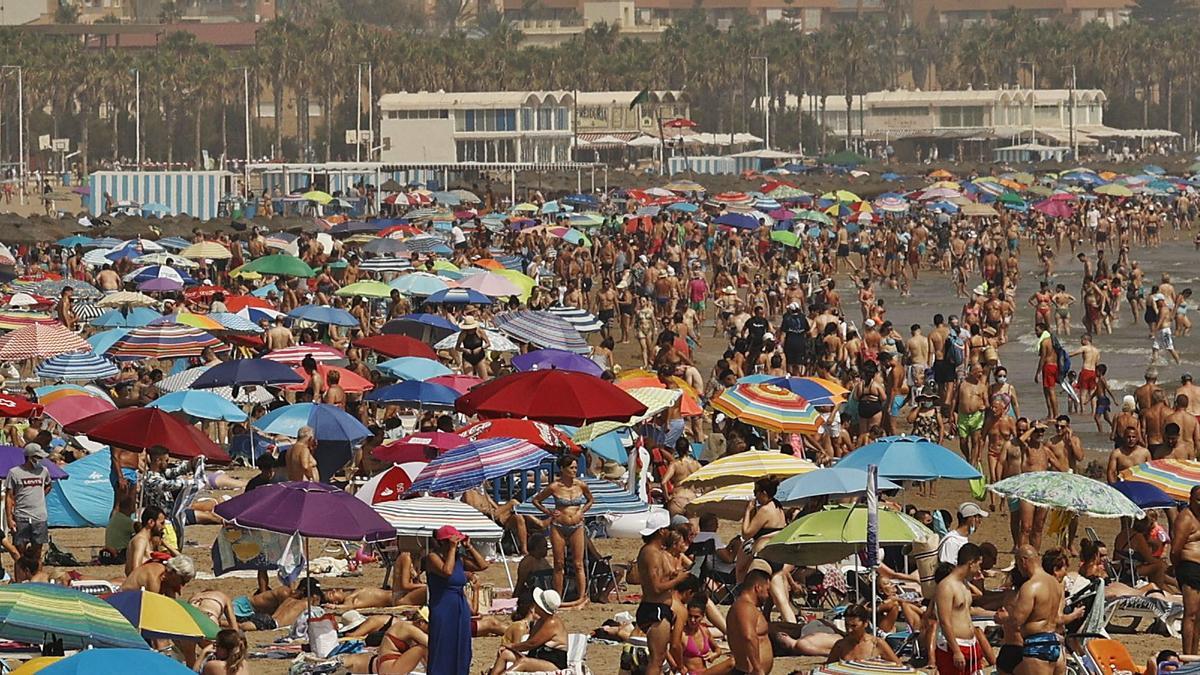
left=486, top=589, right=569, bottom=675
left=454, top=316, right=491, bottom=379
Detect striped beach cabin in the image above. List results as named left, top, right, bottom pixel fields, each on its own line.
left=88, top=171, right=234, bottom=220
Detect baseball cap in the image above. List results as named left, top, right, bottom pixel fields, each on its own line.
left=434, top=525, right=464, bottom=541
left=747, top=558, right=774, bottom=576
left=670, top=514, right=690, bottom=527
left=958, top=502, right=988, bottom=518
left=23, top=443, right=46, bottom=460
left=639, top=510, right=671, bottom=537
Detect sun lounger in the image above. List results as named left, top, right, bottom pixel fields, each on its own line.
left=1104, top=594, right=1182, bottom=638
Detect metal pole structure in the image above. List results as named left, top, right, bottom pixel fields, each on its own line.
left=243, top=67, right=251, bottom=194
left=135, top=68, right=141, bottom=169
left=367, top=63, right=374, bottom=161
left=752, top=56, right=770, bottom=149
left=1068, top=64, right=1077, bottom=161
left=2, top=66, right=25, bottom=205
left=355, top=64, right=362, bottom=162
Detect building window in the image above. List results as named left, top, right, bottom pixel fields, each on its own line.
left=938, top=106, right=984, bottom=128
left=556, top=107, right=568, bottom=130
left=537, top=107, right=553, bottom=131
left=521, top=108, right=533, bottom=131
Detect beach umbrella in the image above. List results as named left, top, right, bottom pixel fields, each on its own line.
left=458, top=418, right=580, bottom=453
left=106, top=325, right=226, bottom=361
left=382, top=314, right=459, bottom=343
left=777, top=466, right=901, bottom=504
left=1095, top=183, right=1134, bottom=197
left=685, top=483, right=756, bottom=520
left=710, top=383, right=823, bottom=433
left=65, top=408, right=229, bottom=461
left=960, top=202, right=999, bottom=218
left=352, top=334, right=437, bottom=360
left=238, top=254, right=315, bottom=278
left=759, top=505, right=933, bottom=566
left=57, top=235, right=95, bottom=248
left=253, top=402, right=371, bottom=442
left=373, top=431, right=467, bottom=464
left=190, top=358, right=304, bottom=388
left=97, top=291, right=158, bottom=308
left=43, top=395, right=115, bottom=427
left=408, top=437, right=552, bottom=494
left=1032, top=198, right=1075, bottom=219
left=493, top=310, right=590, bottom=353
left=424, top=287, right=492, bottom=305
left=680, top=450, right=816, bottom=489
left=156, top=366, right=273, bottom=405
left=514, top=477, right=647, bottom=517
left=90, top=307, right=161, bottom=328
left=150, top=311, right=224, bottom=332
left=235, top=307, right=285, bottom=325
left=427, top=373, right=483, bottom=394
left=457, top=272, right=521, bottom=297
left=301, top=190, right=333, bottom=204
left=263, top=342, right=346, bottom=364
left=32, top=279, right=101, bottom=301
left=0, top=583, right=148, bottom=650
left=146, top=390, right=249, bottom=423
left=373, top=496, right=503, bottom=538
left=456, top=369, right=648, bottom=425
left=36, top=649, right=193, bottom=674
left=207, top=312, right=262, bottom=333
left=0, top=311, right=54, bottom=331
left=571, top=387, right=685, bottom=442
left=795, top=209, right=833, bottom=225
left=0, top=393, right=42, bottom=419
left=0, top=323, right=89, bottom=360
left=376, top=356, right=453, bottom=381
left=714, top=212, right=761, bottom=230
left=0, top=446, right=68, bottom=480
left=283, top=364, right=374, bottom=394
left=125, top=265, right=194, bottom=286
left=545, top=305, right=604, bottom=333
left=1111, top=481, right=1177, bottom=509
left=512, top=348, right=603, bottom=376
left=178, top=241, right=232, bottom=260
left=989, top=471, right=1143, bottom=518
left=35, top=351, right=119, bottom=381
left=355, top=463, right=427, bottom=504
left=71, top=302, right=105, bottom=323
left=753, top=376, right=849, bottom=406
left=336, top=280, right=394, bottom=299
left=770, top=231, right=801, bottom=248
left=289, top=304, right=360, bottom=327
left=216, top=481, right=392, bottom=541
left=34, top=383, right=114, bottom=406
left=390, top=272, right=451, bottom=297
left=3, top=292, right=51, bottom=309
left=364, top=381, right=460, bottom=408
left=1119, top=459, right=1200, bottom=501
left=104, top=590, right=219, bottom=641
left=835, top=435, right=981, bottom=481
left=87, top=328, right=131, bottom=354
left=224, top=295, right=274, bottom=312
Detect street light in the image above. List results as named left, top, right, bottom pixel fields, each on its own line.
left=751, top=56, right=770, bottom=149
left=132, top=67, right=141, bottom=169
left=1065, top=64, right=1078, bottom=160
left=1, top=66, right=23, bottom=205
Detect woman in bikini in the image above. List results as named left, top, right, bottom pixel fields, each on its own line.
left=826, top=604, right=902, bottom=665
left=530, top=454, right=594, bottom=608
left=454, top=317, right=491, bottom=379
left=678, top=596, right=722, bottom=674
left=488, top=589, right=569, bottom=674
left=340, top=610, right=430, bottom=674
left=200, top=629, right=250, bottom=675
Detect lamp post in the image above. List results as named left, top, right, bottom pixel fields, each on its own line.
left=0, top=66, right=23, bottom=204
left=133, top=67, right=141, bottom=169
left=243, top=66, right=251, bottom=192
left=752, top=56, right=770, bottom=149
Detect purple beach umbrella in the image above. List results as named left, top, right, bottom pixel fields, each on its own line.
left=213, top=481, right=393, bottom=541
left=138, top=277, right=184, bottom=292
left=511, top=348, right=603, bottom=376
left=0, top=446, right=68, bottom=480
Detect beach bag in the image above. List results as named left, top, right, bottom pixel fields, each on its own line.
left=306, top=610, right=340, bottom=658
left=968, top=462, right=987, bottom=501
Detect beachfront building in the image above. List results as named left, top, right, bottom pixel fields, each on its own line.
left=378, top=90, right=687, bottom=164
left=796, top=87, right=1177, bottom=161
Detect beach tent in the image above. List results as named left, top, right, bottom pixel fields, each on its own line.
left=48, top=449, right=114, bottom=527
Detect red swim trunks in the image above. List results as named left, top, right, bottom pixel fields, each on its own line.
left=935, top=639, right=985, bottom=675
left=1076, top=368, right=1096, bottom=393
left=1042, top=362, right=1059, bottom=389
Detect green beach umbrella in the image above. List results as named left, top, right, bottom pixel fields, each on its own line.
left=0, top=583, right=148, bottom=649
left=998, top=192, right=1026, bottom=207
left=336, top=280, right=394, bottom=299
left=759, top=504, right=932, bottom=566
left=795, top=209, right=833, bottom=226
left=988, top=471, right=1144, bottom=519
left=302, top=190, right=333, bottom=204
left=1095, top=184, right=1133, bottom=197
left=770, top=230, right=802, bottom=248
left=238, top=254, right=315, bottom=278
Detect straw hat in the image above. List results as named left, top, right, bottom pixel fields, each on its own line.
left=459, top=317, right=479, bottom=330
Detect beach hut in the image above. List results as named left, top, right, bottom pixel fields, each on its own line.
left=88, top=171, right=234, bottom=220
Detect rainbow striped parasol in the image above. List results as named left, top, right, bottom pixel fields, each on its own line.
left=0, top=311, right=55, bottom=331
left=813, top=659, right=924, bottom=675
left=0, top=582, right=147, bottom=649
left=710, top=383, right=823, bottom=433
left=407, top=437, right=552, bottom=494
left=105, top=324, right=228, bottom=361
left=1120, top=459, right=1200, bottom=501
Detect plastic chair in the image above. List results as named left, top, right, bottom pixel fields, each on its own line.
left=1085, top=638, right=1140, bottom=675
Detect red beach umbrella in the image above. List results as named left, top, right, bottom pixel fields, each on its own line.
left=455, top=370, right=647, bottom=425
left=65, top=408, right=230, bottom=462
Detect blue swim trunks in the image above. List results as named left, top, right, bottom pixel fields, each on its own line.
left=1022, top=632, right=1061, bottom=662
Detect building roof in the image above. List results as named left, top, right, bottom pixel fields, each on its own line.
left=380, top=90, right=685, bottom=110
left=806, top=88, right=1106, bottom=112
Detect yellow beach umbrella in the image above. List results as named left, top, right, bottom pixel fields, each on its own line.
left=9, top=657, right=63, bottom=674
left=179, top=241, right=232, bottom=260
left=680, top=449, right=817, bottom=489
left=685, top=482, right=756, bottom=520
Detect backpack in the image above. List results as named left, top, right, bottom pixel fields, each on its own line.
left=945, top=335, right=964, bottom=367
left=1145, top=303, right=1159, bottom=326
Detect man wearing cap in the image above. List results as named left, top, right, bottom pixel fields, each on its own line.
left=937, top=502, right=987, bottom=566
left=5, top=443, right=51, bottom=563
left=728, top=558, right=773, bottom=675
left=635, top=510, right=691, bottom=675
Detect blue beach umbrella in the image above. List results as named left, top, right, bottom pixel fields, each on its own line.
left=364, top=381, right=460, bottom=408
left=190, top=358, right=304, bottom=388
left=835, top=435, right=981, bottom=481
left=147, top=390, right=248, bottom=422
left=253, top=402, right=371, bottom=442
left=777, top=466, right=902, bottom=504
left=36, top=351, right=119, bottom=381
left=424, top=287, right=492, bottom=305
left=288, top=304, right=360, bottom=327
left=376, top=356, right=453, bottom=381
left=91, top=307, right=161, bottom=328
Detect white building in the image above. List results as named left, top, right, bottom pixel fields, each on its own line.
left=377, top=90, right=687, bottom=164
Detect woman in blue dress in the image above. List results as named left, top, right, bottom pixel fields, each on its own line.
left=426, top=525, right=489, bottom=675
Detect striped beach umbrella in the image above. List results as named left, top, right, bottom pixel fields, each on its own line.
left=710, top=383, right=823, bottom=433
left=179, top=241, right=232, bottom=260
left=0, top=323, right=90, bottom=360
left=747, top=376, right=850, bottom=406
left=571, top=387, right=683, bottom=443
left=424, top=287, right=492, bottom=305
left=71, top=301, right=106, bottom=323
left=685, top=483, right=755, bottom=520
left=515, top=477, right=647, bottom=517
left=407, top=437, right=552, bottom=494
left=493, top=310, right=590, bottom=354
left=124, top=265, right=194, bottom=286
left=106, top=325, right=227, bottom=361
left=433, top=328, right=520, bottom=353
left=546, top=305, right=604, bottom=333
left=390, top=272, right=450, bottom=297
left=263, top=343, right=346, bottom=364
left=36, top=351, right=119, bottom=381
left=355, top=462, right=427, bottom=504
left=1119, top=459, right=1200, bottom=501
left=31, top=279, right=102, bottom=300
left=680, top=449, right=817, bottom=489
left=359, top=257, right=413, bottom=274
left=373, top=496, right=503, bottom=539
left=0, top=311, right=56, bottom=331
left=104, top=589, right=219, bottom=641
left=207, top=312, right=262, bottom=333
left=0, top=582, right=148, bottom=649
left=157, top=366, right=274, bottom=404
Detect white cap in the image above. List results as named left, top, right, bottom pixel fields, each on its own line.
left=864, top=319, right=876, bottom=328
left=639, top=510, right=671, bottom=537
left=958, top=502, right=988, bottom=518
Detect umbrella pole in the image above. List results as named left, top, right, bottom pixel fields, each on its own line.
left=871, top=568, right=878, bottom=635
left=305, top=535, right=312, bottom=648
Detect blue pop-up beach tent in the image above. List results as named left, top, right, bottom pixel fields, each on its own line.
left=48, top=449, right=114, bottom=527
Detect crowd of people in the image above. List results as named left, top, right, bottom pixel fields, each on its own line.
left=0, top=166, right=1197, bottom=675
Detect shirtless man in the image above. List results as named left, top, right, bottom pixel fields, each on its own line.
left=125, top=505, right=174, bottom=574
left=265, top=317, right=294, bottom=351
left=1177, top=374, right=1200, bottom=419
left=908, top=324, right=932, bottom=369
left=1000, top=417, right=1029, bottom=545
left=635, top=513, right=690, bottom=675
left=237, top=579, right=325, bottom=632
left=1107, top=426, right=1153, bottom=484
left=1018, top=424, right=1061, bottom=550
left=285, top=427, right=318, bottom=482
left=1050, top=416, right=1085, bottom=551
left=1011, top=546, right=1064, bottom=675
left=935, top=543, right=986, bottom=675
left=1171, top=486, right=1200, bottom=655
left=1069, top=335, right=1101, bottom=410
left=1136, top=368, right=1163, bottom=414
left=1034, top=324, right=1058, bottom=419
left=1167, top=395, right=1200, bottom=459
left=728, top=559, right=773, bottom=675
left=956, top=364, right=989, bottom=467
left=96, top=264, right=121, bottom=291
left=1142, top=389, right=1172, bottom=459
left=120, top=555, right=195, bottom=597
left=596, top=278, right=618, bottom=340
